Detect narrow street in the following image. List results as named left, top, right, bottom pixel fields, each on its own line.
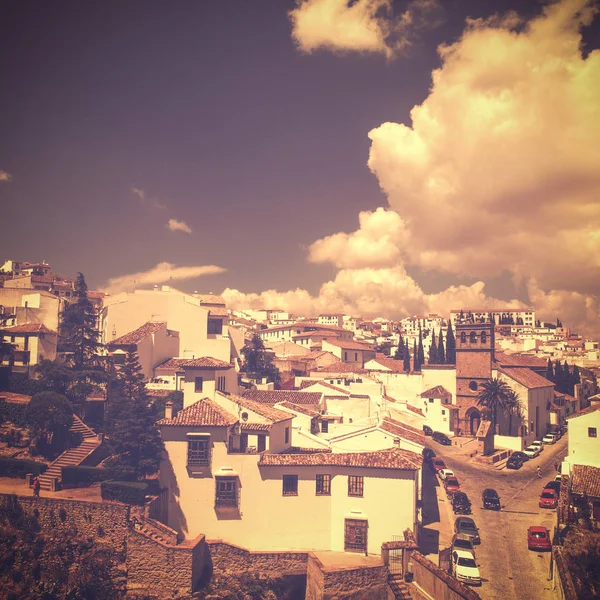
left=421, top=435, right=568, bottom=600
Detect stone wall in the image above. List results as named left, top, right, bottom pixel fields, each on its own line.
left=305, top=554, right=389, bottom=600
left=126, top=530, right=205, bottom=599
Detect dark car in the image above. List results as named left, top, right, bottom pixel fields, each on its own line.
left=432, top=431, right=452, bottom=446
left=433, top=458, right=446, bottom=473
left=544, top=480, right=561, bottom=493
left=455, top=516, right=480, bottom=543
left=423, top=448, right=436, bottom=462
left=452, top=492, right=472, bottom=515
left=482, top=488, right=501, bottom=510
left=506, top=455, right=524, bottom=470
left=423, top=425, right=433, bottom=436
left=510, top=451, right=530, bottom=462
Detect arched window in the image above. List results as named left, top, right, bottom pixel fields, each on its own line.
left=481, top=331, right=487, bottom=344
left=470, top=331, right=477, bottom=343
left=460, top=332, right=466, bottom=344
left=469, top=381, right=478, bottom=391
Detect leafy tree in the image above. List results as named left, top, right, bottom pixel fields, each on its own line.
left=417, top=328, right=425, bottom=368
left=60, top=273, right=102, bottom=369
left=240, top=334, right=281, bottom=384
left=445, top=322, right=456, bottom=364
left=153, top=390, right=184, bottom=420
left=394, top=334, right=406, bottom=361
left=428, top=332, right=438, bottom=365
left=477, top=377, right=511, bottom=431
left=438, top=329, right=445, bottom=364
left=25, top=392, right=73, bottom=458
left=503, top=390, right=522, bottom=436
left=375, top=341, right=393, bottom=356
left=546, top=358, right=554, bottom=382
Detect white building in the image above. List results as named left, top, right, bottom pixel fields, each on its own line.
left=563, top=401, right=600, bottom=472
left=450, top=308, right=535, bottom=327
left=400, top=315, right=443, bottom=337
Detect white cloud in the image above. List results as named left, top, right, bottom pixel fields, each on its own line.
left=0, top=170, right=12, bottom=182
left=131, top=186, right=167, bottom=210
left=103, top=262, right=226, bottom=295
left=167, top=218, right=192, bottom=234
left=366, top=0, right=600, bottom=292
left=289, top=0, right=442, bottom=58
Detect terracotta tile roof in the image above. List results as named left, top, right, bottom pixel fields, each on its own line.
left=300, top=380, right=348, bottom=394
left=383, top=394, right=397, bottom=403
left=208, top=307, right=229, bottom=317
left=283, top=447, right=332, bottom=454
left=240, top=422, right=271, bottom=432
left=242, top=390, right=322, bottom=405
left=157, top=398, right=237, bottom=427
left=498, top=367, right=554, bottom=389
left=276, top=401, right=321, bottom=418
left=549, top=402, right=562, bottom=411
left=571, top=464, right=600, bottom=498
left=223, top=392, right=293, bottom=423
left=108, top=322, right=166, bottom=346
left=494, top=352, right=547, bottom=368
left=195, top=293, right=225, bottom=305
left=406, top=404, right=425, bottom=417
left=421, top=385, right=452, bottom=399
left=259, top=448, right=422, bottom=471
left=567, top=403, right=600, bottom=420
left=324, top=339, right=375, bottom=351
left=1, top=323, right=57, bottom=335
left=367, top=357, right=407, bottom=373
left=379, top=418, right=427, bottom=447
left=350, top=394, right=370, bottom=399
left=178, top=357, right=232, bottom=369
left=292, top=331, right=340, bottom=339
left=315, top=361, right=368, bottom=374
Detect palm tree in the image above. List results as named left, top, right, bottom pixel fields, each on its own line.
left=503, top=390, right=522, bottom=436
left=477, top=377, right=512, bottom=431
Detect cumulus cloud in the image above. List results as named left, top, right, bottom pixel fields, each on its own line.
left=167, top=218, right=192, bottom=234
left=0, top=170, right=12, bottom=182
left=131, top=186, right=167, bottom=210
left=367, top=0, right=600, bottom=292
left=103, top=262, right=226, bottom=295
left=289, top=0, right=443, bottom=58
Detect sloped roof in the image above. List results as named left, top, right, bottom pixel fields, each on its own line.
left=195, top=293, right=225, bottom=305
left=300, top=380, right=349, bottom=395
left=567, top=402, right=600, bottom=420
left=494, top=352, right=547, bottom=368
left=571, top=464, right=600, bottom=498
left=242, top=390, right=322, bottom=405
left=157, top=398, right=237, bottom=427
left=179, top=357, right=233, bottom=369
left=292, top=331, right=340, bottom=339
left=276, top=401, right=321, bottom=418
left=208, top=307, right=229, bottom=317
left=421, top=385, right=452, bottom=399
left=108, top=322, right=166, bottom=346
left=406, top=404, right=425, bottom=417
left=324, top=339, right=375, bottom=351
left=1, top=323, right=57, bottom=335
left=315, top=361, right=368, bottom=374
left=379, top=417, right=427, bottom=447
left=224, top=392, right=293, bottom=423
left=259, top=448, right=422, bottom=471
left=498, top=367, right=554, bottom=389
left=367, top=357, right=407, bottom=373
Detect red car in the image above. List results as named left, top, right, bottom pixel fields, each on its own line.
left=539, top=488, right=558, bottom=509
left=528, top=526, right=551, bottom=551
left=445, top=476, right=461, bottom=495
left=433, top=458, right=446, bottom=473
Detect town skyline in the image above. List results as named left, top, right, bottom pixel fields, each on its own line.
left=2, top=0, right=600, bottom=336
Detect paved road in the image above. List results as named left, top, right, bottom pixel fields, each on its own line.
left=421, top=436, right=568, bottom=600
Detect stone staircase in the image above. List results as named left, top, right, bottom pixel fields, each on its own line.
left=38, top=417, right=100, bottom=491
left=130, top=510, right=179, bottom=546
left=388, top=574, right=413, bottom=600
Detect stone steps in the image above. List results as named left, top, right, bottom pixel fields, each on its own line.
left=38, top=440, right=100, bottom=490
left=388, top=574, right=413, bottom=600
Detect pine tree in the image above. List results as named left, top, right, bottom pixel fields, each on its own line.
left=445, top=322, right=456, bottom=364
left=438, top=329, right=445, bottom=364
left=417, top=328, right=425, bottom=367
left=413, top=340, right=419, bottom=371
left=546, top=359, right=554, bottom=382
left=241, top=334, right=281, bottom=383
left=428, top=332, right=438, bottom=365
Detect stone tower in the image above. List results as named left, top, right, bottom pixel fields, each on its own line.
left=454, top=313, right=495, bottom=436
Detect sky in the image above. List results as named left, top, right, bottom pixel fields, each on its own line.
left=2, top=0, right=600, bottom=335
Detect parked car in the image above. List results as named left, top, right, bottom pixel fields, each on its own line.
left=482, top=488, right=501, bottom=510
left=528, top=526, right=551, bottom=551
left=539, top=488, right=558, bottom=509
left=451, top=549, right=481, bottom=586
left=542, top=433, right=558, bottom=445
left=544, top=480, right=561, bottom=493
left=423, top=448, right=436, bottom=462
left=423, top=425, right=433, bottom=436
left=433, top=431, right=452, bottom=446
left=452, top=533, right=476, bottom=558
left=433, top=458, right=446, bottom=473
left=455, top=516, right=480, bottom=544
left=510, top=451, right=529, bottom=462
left=506, top=455, right=524, bottom=470
left=523, top=444, right=541, bottom=459
left=445, top=477, right=461, bottom=496
left=530, top=440, right=544, bottom=453
left=438, top=468, right=455, bottom=482
left=452, top=492, right=472, bottom=515
left=555, top=473, right=562, bottom=483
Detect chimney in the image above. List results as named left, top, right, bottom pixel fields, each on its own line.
left=165, top=400, right=174, bottom=420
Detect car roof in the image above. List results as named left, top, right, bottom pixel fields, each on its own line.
left=454, top=548, right=475, bottom=558
left=457, top=516, right=475, bottom=524
left=528, top=525, right=547, bottom=532
left=483, top=488, right=498, bottom=494
left=453, top=533, right=472, bottom=543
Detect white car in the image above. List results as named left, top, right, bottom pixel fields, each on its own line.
left=542, top=434, right=558, bottom=445
left=439, top=469, right=455, bottom=481
left=452, top=549, right=481, bottom=586
left=530, top=440, right=544, bottom=452
left=523, top=444, right=541, bottom=458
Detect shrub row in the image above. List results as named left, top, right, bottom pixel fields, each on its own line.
left=100, top=481, right=148, bottom=505
left=61, top=466, right=114, bottom=485
left=0, top=458, right=48, bottom=478
left=0, top=400, right=27, bottom=426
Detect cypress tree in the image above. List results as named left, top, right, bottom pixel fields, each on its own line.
left=445, top=322, right=456, bottom=364
left=573, top=365, right=581, bottom=384
left=428, top=332, right=438, bottom=365
left=418, top=328, right=425, bottom=367
left=554, top=360, right=564, bottom=393
left=413, top=340, right=419, bottom=371
left=438, top=329, right=445, bottom=364
left=546, top=359, right=554, bottom=382
left=403, top=350, right=411, bottom=372
left=394, top=334, right=405, bottom=361
left=564, top=361, right=574, bottom=396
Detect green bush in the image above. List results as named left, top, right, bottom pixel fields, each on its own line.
left=0, top=458, right=48, bottom=478
left=100, top=481, right=148, bottom=505
left=61, top=466, right=114, bottom=486
left=0, top=400, right=27, bottom=426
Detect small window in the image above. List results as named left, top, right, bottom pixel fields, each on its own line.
left=589, top=427, right=598, bottom=438
left=460, top=332, right=466, bottom=343
left=283, top=475, right=298, bottom=496
left=208, top=318, right=223, bottom=335
left=344, top=352, right=348, bottom=361
left=187, top=437, right=210, bottom=466
left=285, top=427, right=290, bottom=444
left=469, top=381, right=478, bottom=391
left=316, top=474, right=331, bottom=496
left=217, top=375, right=226, bottom=392
left=215, top=477, right=237, bottom=507
left=321, top=421, right=329, bottom=433
left=257, top=435, right=266, bottom=452
left=195, top=377, right=203, bottom=392
left=429, top=398, right=434, bottom=403
left=354, top=352, right=358, bottom=361
left=442, top=410, right=446, bottom=415
left=348, top=476, right=364, bottom=497
left=481, top=331, right=487, bottom=344
left=469, top=332, right=477, bottom=343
